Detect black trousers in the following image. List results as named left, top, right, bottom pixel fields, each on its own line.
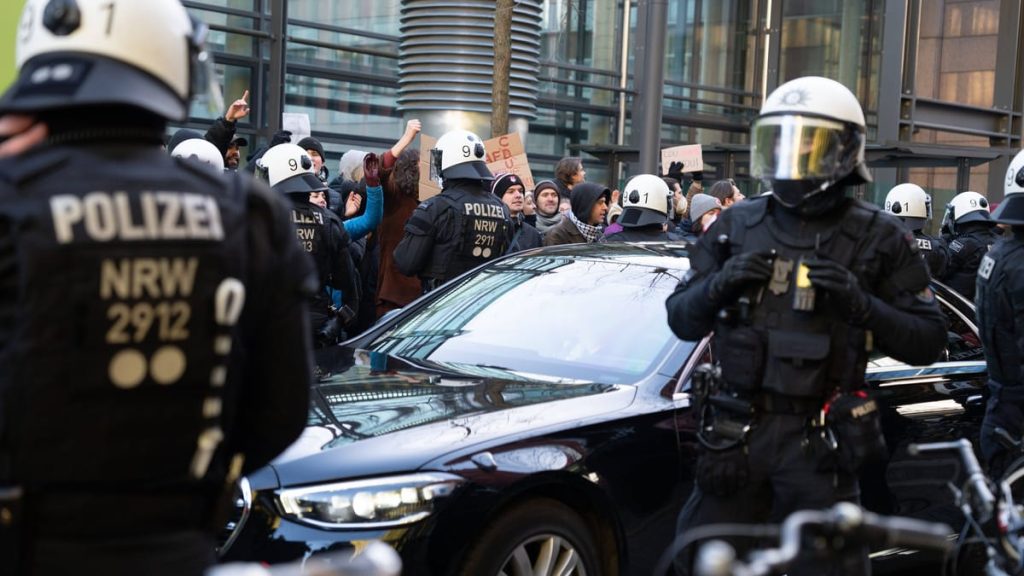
left=675, top=412, right=868, bottom=576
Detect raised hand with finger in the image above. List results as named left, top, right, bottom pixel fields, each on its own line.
left=225, top=90, right=250, bottom=123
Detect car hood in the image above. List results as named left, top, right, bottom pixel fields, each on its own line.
left=269, top=348, right=635, bottom=487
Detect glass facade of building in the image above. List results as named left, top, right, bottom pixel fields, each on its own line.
left=179, top=0, right=1023, bottom=220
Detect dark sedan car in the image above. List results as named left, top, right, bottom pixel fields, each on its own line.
left=219, top=243, right=987, bottom=575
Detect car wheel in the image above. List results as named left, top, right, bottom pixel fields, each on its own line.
left=458, top=498, right=601, bottom=576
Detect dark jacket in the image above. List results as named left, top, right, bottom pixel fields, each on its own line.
left=544, top=217, right=587, bottom=246
left=0, top=137, right=313, bottom=574
left=204, top=116, right=237, bottom=156
left=667, top=194, right=947, bottom=377
left=941, top=222, right=1000, bottom=300
left=509, top=215, right=544, bottom=253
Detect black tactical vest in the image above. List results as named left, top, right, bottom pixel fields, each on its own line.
left=713, top=200, right=883, bottom=398
left=425, top=183, right=510, bottom=282
left=975, top=239, right=1024, bottom=388
left=913, top=230, right=947, bottom=278
left=0, top=146, right=248, bottom=489
left=945, top=226, right=999, bottom=299
left=288, top=199, right=335, bottom=314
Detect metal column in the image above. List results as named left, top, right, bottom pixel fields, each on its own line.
left=266, top=0, right=287, bottom=138
left=635, top=0, right=668, bottom=174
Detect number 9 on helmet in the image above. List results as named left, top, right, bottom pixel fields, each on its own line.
left=429, top=129, right=493, bottom=183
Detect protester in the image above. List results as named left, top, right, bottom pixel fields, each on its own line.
left=533, top=180, right=563, bottom=234
left=543, top=182, right=610, bottom=246
left=493, top=173, right=543, bottom=253
left=554, top=156, right=585, bottom=200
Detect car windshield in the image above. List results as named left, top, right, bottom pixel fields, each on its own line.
left=369, top=252, right=688, bottom=384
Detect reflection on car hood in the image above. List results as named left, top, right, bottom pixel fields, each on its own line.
left=271, top=348, right=632, bottom=486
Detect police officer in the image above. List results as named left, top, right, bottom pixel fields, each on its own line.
left=940, top=190, right=999, bottom=300
left=884, top=183, right=948, bottom=277
left=605, top=174, right=684, bottom=242
left=259, top=143, right=362, bottom=347
left=0, top=1, right=315, bottom=575
left=666, top=77, right=947, bottom=575
left=976, top=149, right=1024, bottom=478
left=394, top=129, right=510, bottom=291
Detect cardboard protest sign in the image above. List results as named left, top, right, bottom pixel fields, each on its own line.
left=417, top=134, right=442, bottom=201
left=661, top=144, right=704, bottom=173
left=483, top=133, right=535, bottom=190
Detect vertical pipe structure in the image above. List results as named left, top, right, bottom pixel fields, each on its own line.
left=636, top=0, right=669, bottom=174
left=398, top=0, right=542, bottom=141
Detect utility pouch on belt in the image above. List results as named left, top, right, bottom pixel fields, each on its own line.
left=763, top=330, right=831, bottom=397
left=0, top=486, right=23, bottom=571
left=827, top=393, right=888, bottom=473
left=719, top=327, right=764, bottom=392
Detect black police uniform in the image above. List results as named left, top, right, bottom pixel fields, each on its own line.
left=976, top=230, right=1024, bottom=477
left=0, top=134, right=315, bottom=576
left=913, top=230, right=949, bottom=278
left=394, top=179, right=510, bottom=291
left=666, top=193, right=947, bottom=575
left=286, top=197, right=359, bottom=347
left=941, top=222, right=999, bottom=300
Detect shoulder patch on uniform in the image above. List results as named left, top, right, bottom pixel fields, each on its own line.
left=915, top=286, right=936, bottom=303
left=978, top=254, right=996, bottom=280
left=949, top=240, right=964, bottom=253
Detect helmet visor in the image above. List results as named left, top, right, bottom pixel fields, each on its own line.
left=750, top=115, right=863, bottom=183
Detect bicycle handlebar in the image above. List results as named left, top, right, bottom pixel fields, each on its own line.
left=908, top=439, right=996, bottom=522
left=696, top=502, right=952, bottom=576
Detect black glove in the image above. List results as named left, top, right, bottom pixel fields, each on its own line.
left=666, top=161, right=685, bottom=180
left=805, top=258, right=871, bottom=322
left=706, top=251, right=774, bottom=304
left=691, top=170, right=703, bottom=182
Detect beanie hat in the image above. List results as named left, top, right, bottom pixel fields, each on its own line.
left=167, top=128, right=202, bottom=154
left=689, top=193, right=721, bottom=224
left=339, top=149, right=368, bottom=182
left=491, top=173, right=523, bottom=197
left=296, top=136, right=325, bottom=159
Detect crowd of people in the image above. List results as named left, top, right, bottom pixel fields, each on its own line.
left=2, top=1, right=1023, bottom=576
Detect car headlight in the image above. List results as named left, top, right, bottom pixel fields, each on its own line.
left=276, top=472, right=463, bottom=529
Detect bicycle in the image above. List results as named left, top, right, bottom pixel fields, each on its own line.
left=909, top=438, right=1024, bottom=576
left=654, top=501, right=952, bottom=576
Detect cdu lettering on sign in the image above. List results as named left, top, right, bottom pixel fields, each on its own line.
left=50, top=191, right=225, bottom=244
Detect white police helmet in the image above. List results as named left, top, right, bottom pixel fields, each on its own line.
left=171, top=138, right=225, bottom=171
left=993, top=149, right=1024, bottom=225
left=942, top=190, right=992, bottom=234
left=619, top=174, right=671, bottom=228
left=750, top=76, right=870, bottom=208
left=884, top=183, right=931, bottom=229
left=430, top=129, right=493, bottom=182
left=0, top=0, right=222, bottom=121
left=257, top=143, right=327, bottom=195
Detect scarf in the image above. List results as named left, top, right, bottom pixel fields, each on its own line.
left=568, top=209, right=603, bottom=243
left=534, top=210, right=562, bottom=233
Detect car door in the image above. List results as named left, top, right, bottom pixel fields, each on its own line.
left=862, top=287, right=987, bottom=523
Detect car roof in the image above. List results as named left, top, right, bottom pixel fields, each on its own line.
left=509, top=241, right=693, bottom=270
